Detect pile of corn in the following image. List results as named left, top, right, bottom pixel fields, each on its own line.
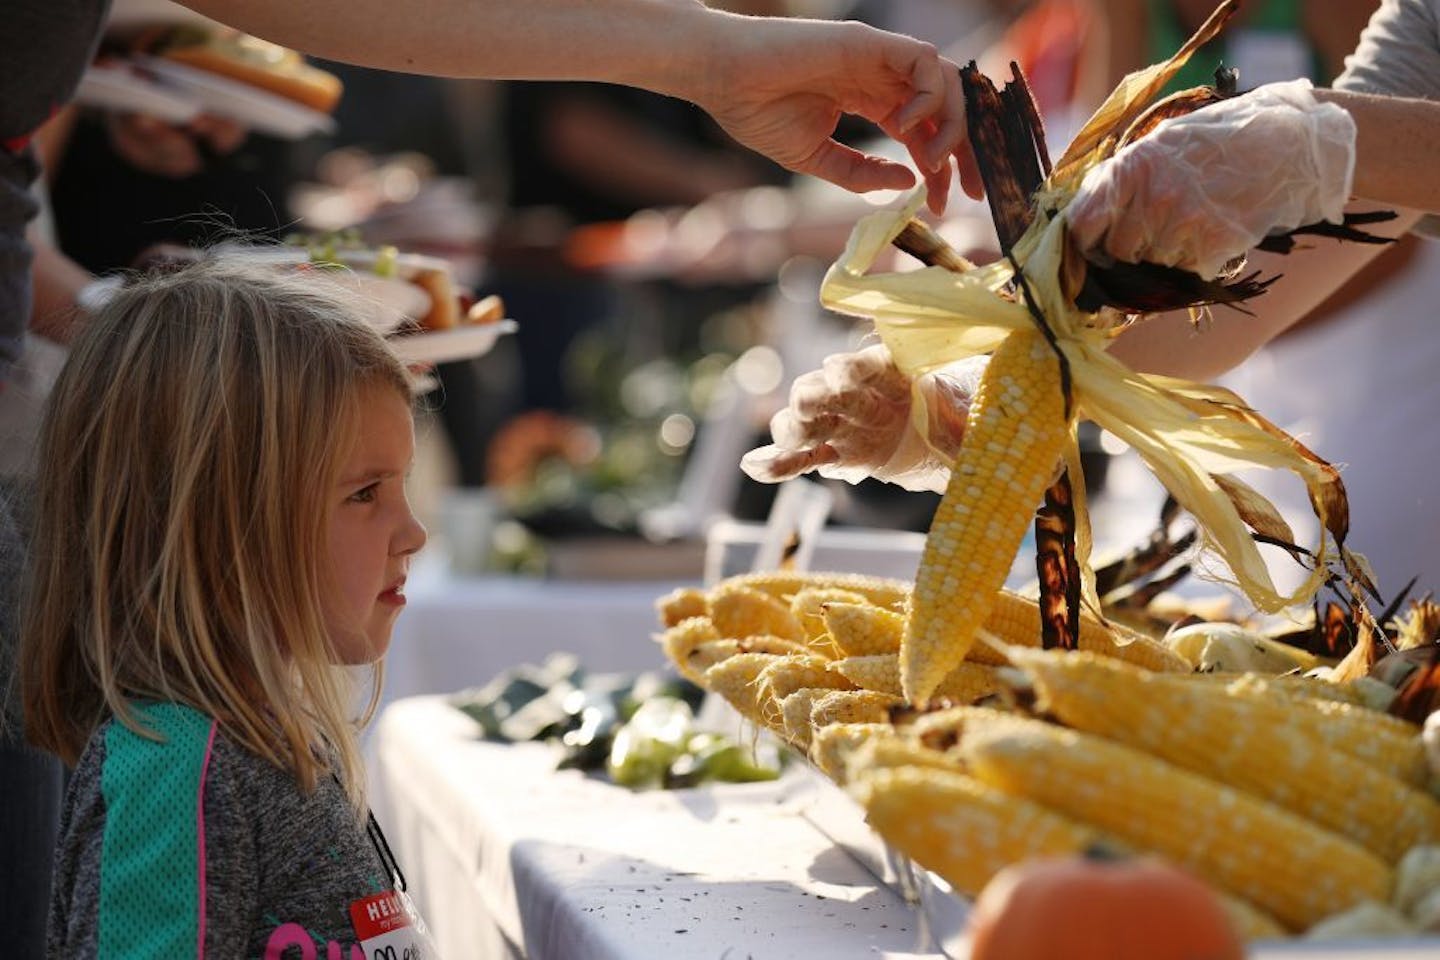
left=655, top=571, right=1439, bottom=942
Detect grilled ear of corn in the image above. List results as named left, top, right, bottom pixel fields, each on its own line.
left=709, top=584, right=804, bottom=641
left=830, top=654, right=1001, bottom=703
left=720, top=571, right=911, bottom=611
left=961, top=723, right=1393, bottom=931
left=1015, top=649, right=1440, bottom=864
left=824, top=601, right=906, bottom=657
left=902, top=327, right=1073, bottom=704
left=850, top=764, right=1096, bottom=898
left=789, top=588, right=869, bottom=650
left=974, top=589, right=1191, bottom=672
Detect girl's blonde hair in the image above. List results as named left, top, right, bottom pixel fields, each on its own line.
left=22, top=257, right=411, bottom=808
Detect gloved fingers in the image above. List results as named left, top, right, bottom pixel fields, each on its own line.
left=740, top=441, right=842, bottom=483
left=1065, top=79, right=1356, bottom=277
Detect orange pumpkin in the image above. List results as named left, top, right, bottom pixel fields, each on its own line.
left=968, top=853, right=1244, bottom=960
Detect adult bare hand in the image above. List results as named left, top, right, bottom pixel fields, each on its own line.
left=697, top=15, right=983, bottom=215
left=741, top=343, right=982, bottom=494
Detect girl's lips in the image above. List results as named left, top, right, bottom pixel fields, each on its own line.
left=378, top=580, right=407, bottom=607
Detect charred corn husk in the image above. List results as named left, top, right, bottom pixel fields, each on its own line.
left=1016, top=650, right=1440, bottom=863
left=962, top=724, right=1393, bottom=930
left=902, top=328, right=1072, bottom=704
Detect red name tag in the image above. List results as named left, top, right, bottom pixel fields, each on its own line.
left=349, top=891, right=411, bottom=940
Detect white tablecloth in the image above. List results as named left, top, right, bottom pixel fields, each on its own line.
left=371, top=697, right=1440, bottom=960
left=376, top=570, right=695, bottom=719
left=370, top=696, right=940, bottom=960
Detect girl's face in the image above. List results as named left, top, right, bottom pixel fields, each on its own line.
left=324, top=384, right=427, bottom=664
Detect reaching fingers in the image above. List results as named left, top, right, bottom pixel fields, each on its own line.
left=921, top=157, right=953, bottom=217
left=891, top=38, right=947, bottom=136
left=797, top=139, right=917, bottom=195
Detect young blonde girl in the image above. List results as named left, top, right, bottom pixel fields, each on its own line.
left=22, top=258, right=429, bottom=957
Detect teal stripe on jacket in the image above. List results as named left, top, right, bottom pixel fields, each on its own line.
left=100, top=703, right=214, bottom=958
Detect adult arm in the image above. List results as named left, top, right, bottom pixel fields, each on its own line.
left=1106, top=0, right=1440, bottom=378
left=1105, top=205, right=1422, bottom=380
left=174, top=0, right=977, bottom=208
left=1102, top=85, right=1440, bottom=378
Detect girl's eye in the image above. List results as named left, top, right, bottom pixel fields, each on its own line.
left=347, top=483, right=379, bottom=504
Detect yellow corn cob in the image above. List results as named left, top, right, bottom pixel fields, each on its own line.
left=967, top=589, right=1191, bottom=673
left=655, top=586, right=709, bottom=628
left=961, top=724, right=1394, bottom=930
left=709, top=583, right=804, bottom=642
left=850, top=764, right=1096, bottom=898
left=828, top=654, right=1001, bottom=704
left=657, top=617, right=722, bottom=683
left=827, top=654, right=906, bottom=694
left=703, top=653, right=780, bottom=724
left=1155, top=674, right=1426, bottom=785
left=789, top=587, right=869, bottom=651
left=1017, top=649, right=1440, bottom=864
left=1220, top=674, right=1418, bottom=732
left=779, top=688, right=831, bottom=750
left=809, top=689, right=902, bottom=730
left=840, top=731, right=965, bottom=782
left=1216, top=893, right=1287, bottom=943
left=809, top=722, right=894, bottom=782
left=902, top=329, right=1072, bottom=704
left=720, top=570, right=910, bottom=612
left=903, top=704, right=1050, bottom=754
left=682, top=636, right=813, bottom=684
left=1189, top=672, right=1365, bottom=707
left=756, top=655, right=854, bottom=727
left=1251, top=674, right=1365, bottom=706
left=824, top=602, right=905, bottom=658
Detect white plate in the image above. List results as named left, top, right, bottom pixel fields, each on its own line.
left=388, top=320, right=517, bottom=365
left=74, top=63, right=203, bottom=124
left=138, top=56, right=336, bottom=140
left=76, top=259, right=424, bottom=338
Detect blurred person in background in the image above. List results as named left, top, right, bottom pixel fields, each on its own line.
left=482, top=66, right=789, bottom=493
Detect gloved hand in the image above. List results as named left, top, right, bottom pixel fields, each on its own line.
left=1066, top=79, right=1356, bottom=278
left=740, top=343, right=983, bottom=494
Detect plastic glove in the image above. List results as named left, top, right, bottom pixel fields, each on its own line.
left=1066, top=79, right=1356, bottom=278
left=740, top=343, right=983, bottom=494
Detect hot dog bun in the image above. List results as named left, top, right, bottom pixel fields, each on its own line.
left=138, top=26, right=343, bottom=113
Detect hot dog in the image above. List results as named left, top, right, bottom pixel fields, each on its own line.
left=136, top=25, right=343, bottom=114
